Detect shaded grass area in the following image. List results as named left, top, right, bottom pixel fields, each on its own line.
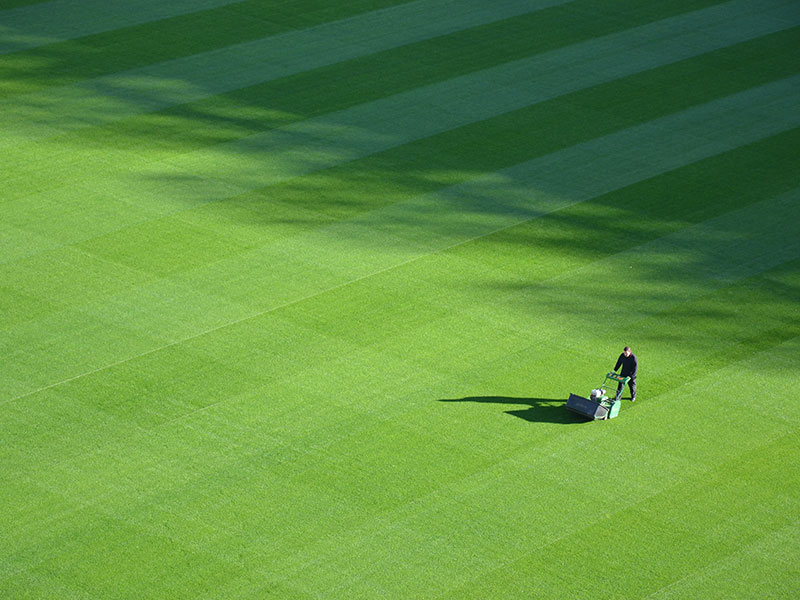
left=35, top=0, right=733, bottom=155
left=453, top=126, right=800, bottom=277
left=246, top=27, right=800, bottom=223
left=4, top=22, right=794, bottom=247
left=438, top=396, right=585, bottom=424
left=0, top=0, right=412, bottom=95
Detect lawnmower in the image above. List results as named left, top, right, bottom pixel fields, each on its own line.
left=566, top=372, right=631, bottom=420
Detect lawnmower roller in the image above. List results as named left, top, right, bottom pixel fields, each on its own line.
left=566, top=372, right=631, bottom=420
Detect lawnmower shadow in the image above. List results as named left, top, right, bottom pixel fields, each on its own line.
left=438, top=397, right=585, bottom=424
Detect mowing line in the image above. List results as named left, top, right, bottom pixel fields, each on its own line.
left=644, top=520, right=800, bottom=599
left=4, top=76, right=799, bottom=407
left=1, top=237, right=484, bottom=407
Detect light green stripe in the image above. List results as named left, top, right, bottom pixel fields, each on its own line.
left=0, top=0, right=249, bottom=54
left=0, top=0, right=573, bottom=143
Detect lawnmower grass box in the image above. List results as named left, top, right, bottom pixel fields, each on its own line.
left=566, top=393, right=621, bottom=420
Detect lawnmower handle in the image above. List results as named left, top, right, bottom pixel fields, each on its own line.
left=606, top=372, right=629, bottom=382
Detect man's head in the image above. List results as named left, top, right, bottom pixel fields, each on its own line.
left=623, top=346, right=632, bottom=357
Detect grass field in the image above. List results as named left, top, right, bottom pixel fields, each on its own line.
left=2, top=0, right=799, bottom=597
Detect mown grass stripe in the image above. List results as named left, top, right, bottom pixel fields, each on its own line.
left=0, top=0, right=571, bottom=143
left=0, top=0, right=248, bottom=54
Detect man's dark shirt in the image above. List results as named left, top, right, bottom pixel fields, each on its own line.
left=615, top=353, right=638, bottom=378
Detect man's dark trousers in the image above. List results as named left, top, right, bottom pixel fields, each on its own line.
left=617, top=377, right=636, bottom=400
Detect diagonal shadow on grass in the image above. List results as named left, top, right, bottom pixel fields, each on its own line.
left=439, top=396, right=585, bottom=424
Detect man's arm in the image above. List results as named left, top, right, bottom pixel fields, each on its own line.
left=614, top=354, right=622, bottom=372
left=631, top=355, right=638, bottom=377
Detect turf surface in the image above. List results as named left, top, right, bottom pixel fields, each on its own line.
left=1, top=0, right=799, bottom=598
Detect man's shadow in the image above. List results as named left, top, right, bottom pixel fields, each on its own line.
left=438, top=396, right=585, bottom=424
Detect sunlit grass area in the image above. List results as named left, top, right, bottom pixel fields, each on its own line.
left=1, top=0, right=799, bottom=598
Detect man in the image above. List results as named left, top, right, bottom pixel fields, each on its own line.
left=613, top=346, right=638, bottom=401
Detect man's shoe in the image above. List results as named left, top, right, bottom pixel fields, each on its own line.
left=631, top=396, right=636, bottom=402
